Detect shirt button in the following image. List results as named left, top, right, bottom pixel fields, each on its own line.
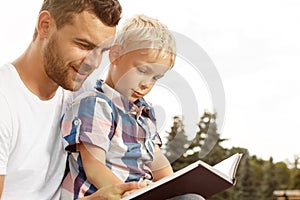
left=74, top=119, right=79, bottom=126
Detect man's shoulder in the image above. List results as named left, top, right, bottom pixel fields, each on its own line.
left=0, top=63, right=21, bottom=97
left=0, top=63, right=16, bottom=83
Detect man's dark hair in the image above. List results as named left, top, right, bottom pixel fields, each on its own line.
left=33, top=0, right=122, bottom=40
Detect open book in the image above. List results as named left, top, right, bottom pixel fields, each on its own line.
left=122, top=153, right=243, bottom=200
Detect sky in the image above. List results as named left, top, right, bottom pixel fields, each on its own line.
left=0, top=0, right=300, bottom=163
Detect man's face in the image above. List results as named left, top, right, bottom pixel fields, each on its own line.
left=108, top=50, right=172, bottom=102
left=43, top=11, right=116, bottom=91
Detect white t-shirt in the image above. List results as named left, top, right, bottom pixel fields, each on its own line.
left=0, top=63, right=69, bottom=200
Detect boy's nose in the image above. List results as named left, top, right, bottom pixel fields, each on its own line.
left=140, top=79, right=153, bottom=89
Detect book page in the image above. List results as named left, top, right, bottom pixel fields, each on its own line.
left=213, top=153, right=243, bottom=181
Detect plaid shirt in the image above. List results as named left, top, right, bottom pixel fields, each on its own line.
left=61, top=80, right=161, bottom=199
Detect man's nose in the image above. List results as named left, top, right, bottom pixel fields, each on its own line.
left=82, top=48, right=103, bottom=70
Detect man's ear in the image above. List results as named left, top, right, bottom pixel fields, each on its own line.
left=36, top=10, right=54, bottom=39
left=109, top=45, right=122, bottom=64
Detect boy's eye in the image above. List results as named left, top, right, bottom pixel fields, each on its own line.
left=137, top=66, right=147, bottom=73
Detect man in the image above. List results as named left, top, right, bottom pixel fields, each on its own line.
left=0, top=0, right=142, bottom=199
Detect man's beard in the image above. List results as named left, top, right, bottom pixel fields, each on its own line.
left=43, top=34, right=84, bottom=91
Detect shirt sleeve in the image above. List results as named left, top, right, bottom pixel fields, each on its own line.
left=61, top=95, right=114, bottom=153
left=0, top=93, right=13, bottom=175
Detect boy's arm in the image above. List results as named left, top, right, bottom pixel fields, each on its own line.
left=0, top=175, right=4, bottom=197
left=77, top=182, right=148, bottom=200
left=79, top=143, right=123, bottom=188
left=148, top=144, right=173, bottom=181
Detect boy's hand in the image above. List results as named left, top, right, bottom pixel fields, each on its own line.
left=77, top=182, right=147, bottom=200
left=123, top=179, right=152, bottom=196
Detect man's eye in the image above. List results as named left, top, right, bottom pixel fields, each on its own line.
left=78, top=43, right=94, bottom=50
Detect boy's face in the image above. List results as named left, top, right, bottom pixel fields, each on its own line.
left=108, top=49, right=172, bottom=102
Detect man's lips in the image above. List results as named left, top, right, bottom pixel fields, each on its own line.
left=72, top=66, right=88, bottom=79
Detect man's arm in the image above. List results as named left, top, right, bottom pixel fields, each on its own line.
left=148, top=145, right=173, bottom=181
left=79, top=143, right=122, bottom=189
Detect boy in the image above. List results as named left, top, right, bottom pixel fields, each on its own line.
left=61, top=15, right=176, bottom=199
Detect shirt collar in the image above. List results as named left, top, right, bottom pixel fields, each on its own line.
left=95, top=80, right=152, bottom=115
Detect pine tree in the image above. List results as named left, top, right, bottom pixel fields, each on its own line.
left=261, top=157, right=277, bottom=200
left=196, top=111, right=227, bottom=166
left=167, top=111, right=225, bottom=171
left=197, top=112, right=220, bottom=160
left=164, top=116, right=189, bottom=169
left=290, top=155, right=300, bottom=189
left=182, top=111, right=216, bottom=166
left=234, top=155, right=256, bottom=200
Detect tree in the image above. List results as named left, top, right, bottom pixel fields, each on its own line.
left=185, top=111, right=222, bottom=165
left=195, top=111, right=220, bottom=160
left=165, top=111, right=225, bottom=171
left=234, top=154, right=256, bottom=200
left=290, top=169, right=300, bottom=189
left=261, top=157, right=277, bottom=200
left=249, top=156, right=265, bottom=198
left=274, top=162, right=290, bottom=190
left=164, top=116, right=189, bottom=170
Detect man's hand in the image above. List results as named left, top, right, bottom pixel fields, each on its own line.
left=77, top=181, right=147, bottom=200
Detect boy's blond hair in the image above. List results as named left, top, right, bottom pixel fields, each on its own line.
left=114, top=14, right=176, bottom=67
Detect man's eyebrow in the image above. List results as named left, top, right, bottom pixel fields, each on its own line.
left=74, top=38, right=114, bottom=52
left=74, top=38, right=97, bottom=48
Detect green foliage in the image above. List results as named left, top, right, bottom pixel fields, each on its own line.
left=261, top=157, right=277, bottom=200
left=290, top=168, right=300, bottom=189
left=274, top=162, right=290, bottom=190
left=289, top=155, right=300, bottom=189
left=236, top=155, right=255, bottom=200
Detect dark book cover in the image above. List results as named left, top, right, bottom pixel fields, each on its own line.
left=122, top=153, right=242, bottom=200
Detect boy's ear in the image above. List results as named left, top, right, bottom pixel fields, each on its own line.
left=109, top=45, right=122, bottom=64
left=36, top=10, right=54, bottom=39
